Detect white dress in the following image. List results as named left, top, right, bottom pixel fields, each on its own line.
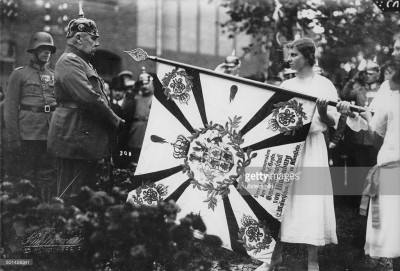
left=364, top=90, right=400, bottom=258
left=279, top=74, right=339, bottom=246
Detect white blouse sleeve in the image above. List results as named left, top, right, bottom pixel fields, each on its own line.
left=326, top=80, right=341, bottom=129
left=345, top=113, right=368, bottom=132
left=345, top=108, right=388, bottom=137
left=369, top=108, right=388, bottom=138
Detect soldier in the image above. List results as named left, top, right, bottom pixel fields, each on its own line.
left=111, top=71, right=135, bottom=118
left=125, top=67, right=154, bottom=165
left=215, top=50, right=241, bottom=77
left=47, top=10, right=124, bottom=198
left=4, top=32, right=57, bottom=200
left=282, top=67, right=297, bottom=80
left=339, top=60, right=382, bottom=197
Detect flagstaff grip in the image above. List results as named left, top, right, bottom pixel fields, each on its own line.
left=124, top=48, right=367, bottom=113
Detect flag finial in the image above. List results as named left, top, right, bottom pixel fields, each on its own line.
left=124, top=48, right=149, bottom=62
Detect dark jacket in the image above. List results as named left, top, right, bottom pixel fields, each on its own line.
left=4, top=60, right=56, bottom=143
left=48, top=45, right=121, bottom=160
left=341, top=81, right=381, bottom=146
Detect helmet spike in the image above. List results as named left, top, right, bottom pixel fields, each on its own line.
left=138, top=66, right=152, bottom=84
left=78, top=1, right=84, bottom=18
left=224, top=50, right=240, bottom=67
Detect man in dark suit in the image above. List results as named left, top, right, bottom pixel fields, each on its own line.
left=48, top=12, right=124, bottom=198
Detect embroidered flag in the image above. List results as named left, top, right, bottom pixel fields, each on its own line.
left=127, top=62, right=317, bottom=263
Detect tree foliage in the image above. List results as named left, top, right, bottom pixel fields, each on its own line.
left=220, top=0, right=399, bottom=75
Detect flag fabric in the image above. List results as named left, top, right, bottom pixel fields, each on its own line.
left=127, top=62, right=317, bottom=263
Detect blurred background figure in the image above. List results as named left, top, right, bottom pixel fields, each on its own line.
left=118, top=70, right=136, bottom=121
left=126, top=67, right=154, bottom=165
left=110, top=70, right=136, bottom=168
left=117, top=70, right=134, bottom=88
left=215, top=50, right=241, bottom=76
left=109, top=76, right=131, bottom=119
left=313, top=64, right=323, bottom=75
left=103, top=81, right=111, bottom=100
left=282, top=67, right=297, bottom=80
left=329, top=59, right=382, bottom=206
left=266, top=76, right=283, bottom=86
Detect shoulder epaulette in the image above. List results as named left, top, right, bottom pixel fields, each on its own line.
left=14, top=66, right=24, bottom=71
left=66, top=53, right=77, bottom=58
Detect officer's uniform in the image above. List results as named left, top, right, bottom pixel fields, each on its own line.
left=121, top=68, right=153, bottom=164
left=4, top=60, right=57, bottom=191
left=340, top=63, right=382, bottom=198
left=48, top=22, right=122, bottom=197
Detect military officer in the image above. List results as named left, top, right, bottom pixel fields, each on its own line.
left=4, top=32, right=57, bottom=200
left=215, top=50, right=241, bottom=77
left=126, top=67, right=154, bottom=165
left=47, top=11, right=124, bottom=198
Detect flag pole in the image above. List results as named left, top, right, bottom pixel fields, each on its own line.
left=124, top=48, right=366, bottom=113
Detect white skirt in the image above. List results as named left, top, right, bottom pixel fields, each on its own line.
left=280, top=131, right=338, bottom=246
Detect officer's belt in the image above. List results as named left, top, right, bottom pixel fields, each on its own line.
left=57, top=101, right=79, bottom=109
left=132, top=116, right=149, bottom=122
left=20, top=104, right=56, bottom=113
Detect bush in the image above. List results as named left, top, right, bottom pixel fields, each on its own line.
left=0, top=176, right=220, bottom=271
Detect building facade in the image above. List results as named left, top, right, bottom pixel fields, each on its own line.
left=1, top=0, right=266, bottom=90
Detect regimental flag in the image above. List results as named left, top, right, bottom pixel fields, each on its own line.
left=127, top=61, right=317, bottom=263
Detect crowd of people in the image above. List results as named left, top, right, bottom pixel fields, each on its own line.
left=0, top=9, right=399, bottom=271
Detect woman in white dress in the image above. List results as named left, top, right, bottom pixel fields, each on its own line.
left=261, top=38, right=339, bottom=271
left=337, top=55, right=400, bottom=270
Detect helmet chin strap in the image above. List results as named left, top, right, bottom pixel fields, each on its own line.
left=32, top=51, right=48, bottom=66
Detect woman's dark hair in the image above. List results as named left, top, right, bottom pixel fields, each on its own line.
left=387, top=55, right=400, bottom=85
left=287, top=38, right=316, bottom=67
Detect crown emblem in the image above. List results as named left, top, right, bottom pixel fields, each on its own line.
left=172, top=135, right=190, bottom=159
left=150, top=135, right=190, bottom=159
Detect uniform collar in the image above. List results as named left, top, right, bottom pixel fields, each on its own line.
left=65, top=44, right=91, bottom=63
left=366, top=82, right=379, bottom=91
left=29, top=59, right=47, bottom=71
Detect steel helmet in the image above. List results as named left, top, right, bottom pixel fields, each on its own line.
left=27, top=32, right=56, bottom=54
